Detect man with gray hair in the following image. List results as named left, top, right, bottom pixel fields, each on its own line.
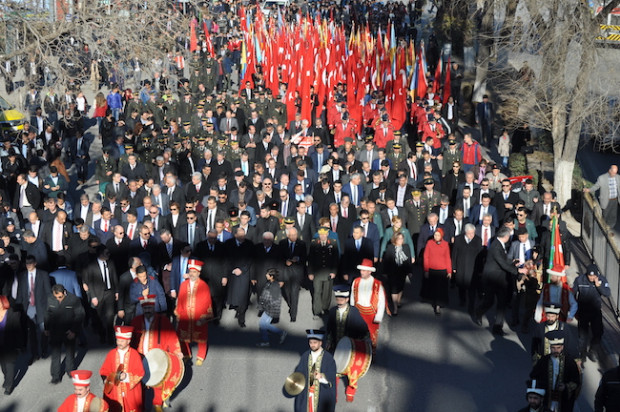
left=474, top=226, right=529, bottom=335
left=252, top=232, right=282, bottom=295
left=452, top=223, right=484, bottom=313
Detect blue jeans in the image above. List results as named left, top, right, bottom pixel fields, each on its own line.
left=259, top=312, right=283, bottom=342
left=111, top=108, right=121, bottom=121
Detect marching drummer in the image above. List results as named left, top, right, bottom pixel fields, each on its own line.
left=58, top=370, right=109, bottom=412
left=99, top=326, right=144, bottom=412
left=131, top=295, right=183, bottom=411
left=325, top=285, right=369, bottom=353
left=325, top=284, right=370, bottom=403
left=290, top=329, right=337, bottom=412
left=351, top=259, right=390, bottom=352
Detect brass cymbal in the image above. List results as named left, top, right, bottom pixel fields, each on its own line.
left=284, top=372, right=306, bottom=396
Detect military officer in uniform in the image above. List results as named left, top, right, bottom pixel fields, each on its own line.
left=308, top=228, right=339, bottom=319
left=404, top=189, right=426, bottom=248
left=421, top=177, right=441, bottom=211
left=94, top=148, right=117, bottom=187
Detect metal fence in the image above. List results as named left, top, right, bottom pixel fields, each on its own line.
left=581, top=192, right=620, bottom=317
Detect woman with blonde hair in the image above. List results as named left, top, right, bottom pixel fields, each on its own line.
left=380, top=215, right=415, bottom=258
left=382, top=232, right=413, bottom=316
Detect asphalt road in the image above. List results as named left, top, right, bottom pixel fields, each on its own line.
left=0, top=278, right=603, bottom=412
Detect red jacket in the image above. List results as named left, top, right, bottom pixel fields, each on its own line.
left=461, top=141, right=483, bottom=166
left=99, top=347, right=144, bottom=412
left=423, top=239, right=452, bottom=273
left=58, top=393, right=109, bottom=412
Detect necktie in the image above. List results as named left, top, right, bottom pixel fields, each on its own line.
left=168, top=187, right=173, bottom=197
left=356, top=239, right=360, bottom=251
left=522, top=243, right=526, bottom=262
left=352, top=185, right=357, bottom=205
left=29, top=273, right=35, bottom=306
left=457, top=221, right=461, bottom=236
left=343, top=208, right=348, bottom=218
left=335, top=193, right=340, bottom=203
left=115, top=183, right=119, bottom=193
left=483, top=228, right=489, bottom=247
left=128, top=224, right=134, bottom=239
left=332, top=218, right=337, bottom=232
left=545, top=205, right=550, bottom=216
left=104, top=220, right=108, bottom=232
left=189, top=225, right=194, bottom=245
left=167, top=242, right=173, bottom=257
left=430, top=226, right=435, bottom=234
left=290, top=242, right=294, bottom=254
left=103, top=262, right=110, bottom=289
left=143, top=240, right=147, bottom=249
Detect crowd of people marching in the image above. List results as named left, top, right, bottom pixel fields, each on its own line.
left=1, top=0, right=620, bottom=411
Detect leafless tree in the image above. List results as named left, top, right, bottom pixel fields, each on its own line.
left=483, top=0, right=620, bottom=206
left=0, top=0, right=194, bottom=91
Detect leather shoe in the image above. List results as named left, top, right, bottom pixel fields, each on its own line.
left=473, top=316, right=482, bottom=327
left=238, top=319, right=246, bottom=328
left=4, top=387, right=13, bottom=395
left=51, top=378, right=62, bottom=385
left=290, top=316, right=296, bottom=322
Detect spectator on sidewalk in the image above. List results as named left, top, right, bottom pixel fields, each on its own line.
left=584, top=165, right=620, bottom=229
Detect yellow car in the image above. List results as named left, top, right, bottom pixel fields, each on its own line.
left=0, top=95, right=27, bottom=137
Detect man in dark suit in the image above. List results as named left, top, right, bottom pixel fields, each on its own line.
left=341, top=226, right=375, bottom=283
left=326, top=202, right=351, bottom=251
left=431, top=195, right=454, bottom=226
left=351, top=209, right=380, bottom=259
left=192, top=232, right=226, bottom=321
left=129, top=224, right=159, bottom=268
left=81, top=246, right=118, bottom=344
left=41, top=210, right=72, bottom=267
left=13, top=174, right=41, bottom=222
left=17, top=255, right=51, bottom=362
left=163, top=202, right=185, bottom=238
left=443, top=208, right=467, bottom=243
left=474, top=227, right=528, bottom=335
left=530, top=191, right=561, bottom=228
left=251, top=232, right=283, bottom=295
left=476, top=215, right=497, bottom=249
left=451, top=224, right=484, bottom=313
left=380, top=198, right=407, bottom=229
left=470, top=194, right=500, bottom=228
left=177, top=211, right=206, bottom=249
left=225, top=228, right=255, bottom=327
left=475, top=94, right=494, bottom=147
left=93, top=207, right=118, bottom=245
left=116, top=256, right=142, bottom=326
left=455, top=186, right=478, bottom=222
left=277, top=189, right=297, bottom=217
left=105, top=173, right=129, bottom=202
left=279, top=228, right=307, bottom=322
left=105, top=225, right=132, bottom=276
left=120, top=154, right=147, bottom=181
left=493, top=179, right=520, bottom=222
left=417, top=213, right=444, bottom=260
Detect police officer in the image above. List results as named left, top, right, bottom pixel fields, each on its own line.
left=573, top=264, right=611, bottom=362
left=308, top=228, right=339, bottom=319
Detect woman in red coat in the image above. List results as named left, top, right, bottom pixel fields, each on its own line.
left=422, top=228, right=452, bottom=315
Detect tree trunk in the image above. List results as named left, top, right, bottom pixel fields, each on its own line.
left=472, top=0, right=494, bottom=102
left=554, top=159, right=575, bottom=208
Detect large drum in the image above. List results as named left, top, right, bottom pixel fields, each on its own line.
left=143, top=349, right=185, bottom=401
left=333, top=337, right=372, bottom=379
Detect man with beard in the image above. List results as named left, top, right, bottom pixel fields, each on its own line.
left=530, top=330, right=581, bottom=412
